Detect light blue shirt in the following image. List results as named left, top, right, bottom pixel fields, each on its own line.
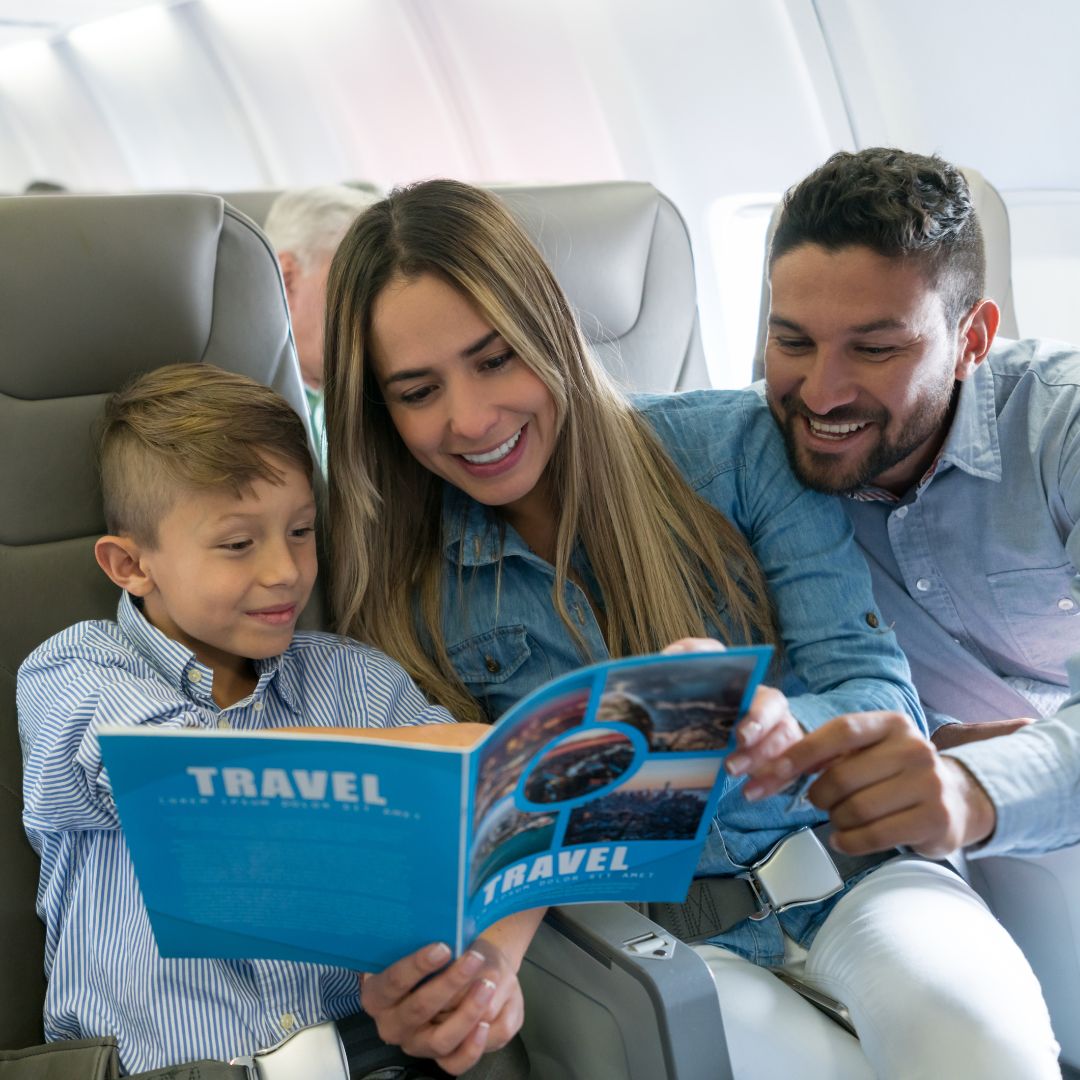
left=439, top=389, right=925, bottom=965
left=948, top=654, right=1080, bottom=858
left=845, top=338, right=1080, bottom=731
left=18, top=592, right=451, bottom=1074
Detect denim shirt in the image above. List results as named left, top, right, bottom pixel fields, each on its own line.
left=439, top=389, right=925, bottom=964
left=845, top=339, right=1080, bottom=731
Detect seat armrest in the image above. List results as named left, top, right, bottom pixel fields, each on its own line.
left=519, top=903, right=732, bottom=1080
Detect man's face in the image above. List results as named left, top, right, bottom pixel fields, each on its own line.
left=137, top=459, right=318, bottom=684
left=282, top=250, right=334, bottom=390
left=764, top=243, right=967, bottom=496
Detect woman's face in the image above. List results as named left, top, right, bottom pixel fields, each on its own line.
left=369, top=272, right=559, bottom=522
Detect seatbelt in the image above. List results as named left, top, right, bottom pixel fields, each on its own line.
left=123, top=1021, right=349, bottom=1080
left=647, top=825, right=896, bottom=943
left=121, top=1017, right=449, bottom=1080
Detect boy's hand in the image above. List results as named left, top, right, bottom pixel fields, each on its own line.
left=359, top=906, right=541, bottom=1073
left=359, top=937, right=524, bottom=1075
left=724, top=686, right=803, bottom=793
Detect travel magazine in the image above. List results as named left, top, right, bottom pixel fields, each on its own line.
left=99, top=645, right=771, bottom=972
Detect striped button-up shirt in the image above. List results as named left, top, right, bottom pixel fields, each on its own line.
left=18, top=591, right=452, bottom=1074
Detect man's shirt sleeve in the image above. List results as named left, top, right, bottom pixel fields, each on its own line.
left=948, top=654, right=1080, bottom=857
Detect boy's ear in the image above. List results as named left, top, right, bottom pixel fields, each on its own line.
left=94, top=535, right=155, bottom=596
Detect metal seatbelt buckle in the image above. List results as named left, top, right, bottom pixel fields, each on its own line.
left=739, top=826, right=845, bottom=918
left=231, top=1021, right=350, bottom=1080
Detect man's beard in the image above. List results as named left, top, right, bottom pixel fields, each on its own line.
left=768, top=382, right=955, bottom=496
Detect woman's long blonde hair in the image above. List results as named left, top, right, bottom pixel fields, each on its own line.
left=325, top=180, right=778, bottom=722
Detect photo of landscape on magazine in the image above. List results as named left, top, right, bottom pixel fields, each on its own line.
left=99, top=645, right=772, bottom=972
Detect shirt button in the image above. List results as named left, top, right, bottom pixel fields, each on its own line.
left=865, top=612, right=880, bottom=628
left=484, top=655, right=501, bottom=674
left=894, top=506, right=909, bottom=520
left=915, top=578, right=931, bottom=592
left=217, top=717, right=231, bottom=730
left=280, top=1012, right=297, bottom=1032
left=253, top=700, right=264, bottom=711
left=1060, top=598, right=1076, bottom=611
left=187, top=669, right=203, bottom=684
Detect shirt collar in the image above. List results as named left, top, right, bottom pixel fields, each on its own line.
left=847, top=362, right=1002, bottom=503
left=441, top=484, right=538, bottom=567
left=934, top=361, right=1002, bottom=483
left=116, top=590, right=288, bottom=707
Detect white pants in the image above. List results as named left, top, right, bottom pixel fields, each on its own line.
left=694, top=858, right=1060, bottom=1079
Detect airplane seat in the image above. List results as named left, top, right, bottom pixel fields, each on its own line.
left=0, top=182, right=851, bottom=1080
left=749, top=165, right=1080, bottom=1067
left=750, top=165, right=1020, bottom=381
left=0, top=191, right=313, bottom=1053
left=0, top=183, right=725, bottom=1079
left=496, top=182, right=711, bottom=393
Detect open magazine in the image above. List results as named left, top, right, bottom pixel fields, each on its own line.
left=99, top=645, right=771, bottom=972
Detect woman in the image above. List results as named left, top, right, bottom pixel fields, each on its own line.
left=324, top=181, right=1058, bottom=1079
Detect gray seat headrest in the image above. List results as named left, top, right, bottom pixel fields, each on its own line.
left=497, top=182, right=709, bottom=393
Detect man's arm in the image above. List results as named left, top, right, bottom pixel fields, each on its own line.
left=740, top=654, right=1080, bottom=859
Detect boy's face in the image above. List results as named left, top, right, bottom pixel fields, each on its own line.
left=136, top=459, right=317, bottom=679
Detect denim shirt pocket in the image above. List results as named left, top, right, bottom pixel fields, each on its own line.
left=448, top=625, right=537, bottom=721
left=987, top=563, right=1079, bottom=671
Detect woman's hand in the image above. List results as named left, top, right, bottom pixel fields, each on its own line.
left=724, top=686, right=804, bottom=793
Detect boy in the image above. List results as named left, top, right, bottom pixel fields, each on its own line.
left=17, top=365, right=530, bottom=1077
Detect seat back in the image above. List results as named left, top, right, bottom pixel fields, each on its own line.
left=0, top=192, right=307, bottom=1049
left=751, top=164, right=1019, bottom=380
left=497, top=182, right=710, bottom=393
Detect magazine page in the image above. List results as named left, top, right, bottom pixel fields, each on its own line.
left=462, top=646, right=772, bottom=940
left=99, top=728, right=470, bottom=973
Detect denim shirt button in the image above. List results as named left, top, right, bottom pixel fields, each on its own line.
left=865, top=612, right=880, bottom=628
left=484, top=655, right=501, bottom=674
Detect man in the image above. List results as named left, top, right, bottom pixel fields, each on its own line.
left=753, top=147, right=1080, bottom=853
left=264, top=185, right=378, bottom=465
left=763, top=147, right=1078, bottom=737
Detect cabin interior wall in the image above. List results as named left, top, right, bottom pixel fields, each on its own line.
left=1, top=0, right=1078, bottom=378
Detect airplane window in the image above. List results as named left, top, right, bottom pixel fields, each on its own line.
left=1006, top=192, right=1080, bottom=345
left=706, top=194, right=778, bottom=388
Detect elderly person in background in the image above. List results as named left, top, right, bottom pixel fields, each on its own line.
left=265, top=185, right=378, bottom=465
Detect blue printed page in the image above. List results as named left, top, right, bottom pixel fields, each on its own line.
left=99, top=729, right=468, bottom=972
left=462, top=647, right=771, bottom=938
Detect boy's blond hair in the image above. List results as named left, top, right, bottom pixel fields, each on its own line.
left=99, top=364, right=314, bottom=546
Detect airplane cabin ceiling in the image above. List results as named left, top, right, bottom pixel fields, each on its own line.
left=0, top=1, right=173, bottom=48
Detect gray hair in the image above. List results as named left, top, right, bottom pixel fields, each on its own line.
left=264, top=185, right=379, bottom=270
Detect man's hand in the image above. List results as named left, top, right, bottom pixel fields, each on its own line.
left=931, top=716, right=1035, bottom=750
left=757, top=711, right=997, bottom=858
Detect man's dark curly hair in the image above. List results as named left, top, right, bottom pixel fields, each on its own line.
left=770, top=148, right=986, bottom=326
